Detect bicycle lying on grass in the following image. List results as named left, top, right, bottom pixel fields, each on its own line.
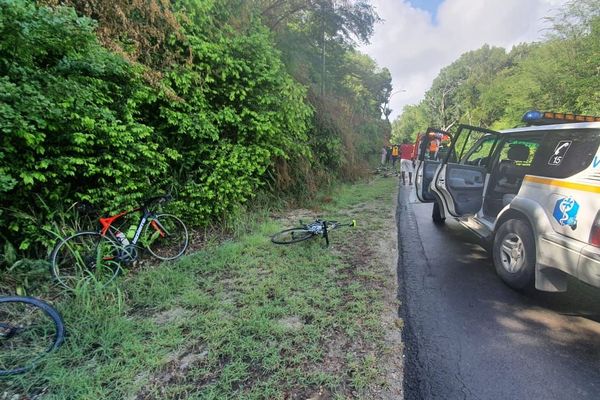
left=0, top=296, right=65, bottom=376
left=372, top=165, right=398, bottom=178
left=271, top=219, right=356, bottom=247
left=50, top=194, right=189, bottom=290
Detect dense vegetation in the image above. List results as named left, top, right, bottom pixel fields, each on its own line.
left=392, top=0, right=600, bottom=142
left=0, top=0, right=391, bottom=263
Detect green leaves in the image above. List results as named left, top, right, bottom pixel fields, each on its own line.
left=0, top=0, right=316, bottom=255
left=0, top=0, right=389, bottom=260
left=0, top=0, right=169, bottom=253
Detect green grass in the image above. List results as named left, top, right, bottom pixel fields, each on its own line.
left=1, top=177, right=399, bottom=399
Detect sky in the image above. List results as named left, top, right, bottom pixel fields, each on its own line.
left=361, top=0, right=569, bottom=120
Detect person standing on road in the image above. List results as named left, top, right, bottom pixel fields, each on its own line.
left=429, top=136, right=439, bottom=160
left=399, top=140, right=415, bottom=185
left=391, top=144, right=400, bottom=171
left=381, top=146, right=387, bottom=166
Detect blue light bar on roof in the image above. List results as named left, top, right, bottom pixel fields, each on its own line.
left=522, top=110, right=600, bottom=125
left=522, top=110, right=543, bottom=122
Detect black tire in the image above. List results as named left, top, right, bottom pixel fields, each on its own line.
left=0, top=296, right=65, bottom=376
left=143, top=214, right=189, bottom=261
left=50, top=231, right=122, bottom=290
left=271, top=228, right=314, bottom=244
left=493, top=219, right=536, bottom=290
left=432, top=201, right=445, bottom=225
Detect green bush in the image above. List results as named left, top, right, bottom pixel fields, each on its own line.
left=146, top=10, right=313, bottom=224
left=0, top=0, right=171, bottom=253
left=0, top=0, right=313, bottom=258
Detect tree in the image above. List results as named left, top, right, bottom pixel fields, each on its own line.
left=423, top=45, right=510, bottom=130
left=261, top=0, right=390, bottom=174
left=392, top=104, right=428, bottom=144
left=40, top=0, right=184, bottom=72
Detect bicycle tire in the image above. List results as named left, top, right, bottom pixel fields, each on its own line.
left=143, top=214, right=189, bottom=261
left=0, top=296, right=65, bottom=376
left=271, top=228, right=314, bottom=244
left=50, top=231, right=122, bottom=290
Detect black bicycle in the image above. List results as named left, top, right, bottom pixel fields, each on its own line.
left=271, top=219, right=356, bottom=247
left=0, top=296, right=65, bottom=376
left=50, top=194, right=189, bottom=290
left=372, top=165, right=398, bottom=178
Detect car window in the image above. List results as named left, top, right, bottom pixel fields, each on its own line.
left=497, top=139, right=540, bottom=167
left=449, top=129, right=497, bottom=164
left=530, top=129, right=600, bottom=178
left=461, top=137, right=498, bottom=167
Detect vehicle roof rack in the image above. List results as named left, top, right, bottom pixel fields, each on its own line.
left=522, top=110, right=600, bottom=126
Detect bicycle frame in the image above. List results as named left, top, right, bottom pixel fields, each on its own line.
left=98, top=207, right=165, bottom=247
left=302, top=219, right=356, bottom=247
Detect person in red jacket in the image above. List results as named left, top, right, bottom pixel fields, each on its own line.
left=399, top=140, right=415, bottom=185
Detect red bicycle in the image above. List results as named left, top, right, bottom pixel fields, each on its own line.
left=50, top=195, right=188, bottom=290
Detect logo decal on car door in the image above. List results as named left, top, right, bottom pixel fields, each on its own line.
left=552, top=196, right=579, bottom=230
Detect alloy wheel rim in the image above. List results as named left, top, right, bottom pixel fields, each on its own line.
left=500, top=233, right=525, bottom=273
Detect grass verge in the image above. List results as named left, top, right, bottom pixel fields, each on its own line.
left=2, top=176, right=400, bottom=399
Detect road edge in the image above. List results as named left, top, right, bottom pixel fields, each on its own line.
left=396, top=186, right=428, bottom=399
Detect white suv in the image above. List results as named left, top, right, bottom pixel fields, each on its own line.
left=414, top=111, right=600, bottom=292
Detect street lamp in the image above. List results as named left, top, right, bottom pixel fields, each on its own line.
left=390, top=89, right=407, bottom=97
left=382, top=89, right=407, bottom=122
left=381, top=89, right=407, bottom=148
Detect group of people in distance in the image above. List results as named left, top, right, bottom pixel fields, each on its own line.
left=380, top=132, right=450, bottom=187
left=380, top=141, right=415, bottom=186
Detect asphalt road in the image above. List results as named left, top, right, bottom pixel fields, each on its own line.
left=396, top=186, right=600, bottom=400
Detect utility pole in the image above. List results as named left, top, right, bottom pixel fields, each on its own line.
left=320, top=1, right=326, bottom=96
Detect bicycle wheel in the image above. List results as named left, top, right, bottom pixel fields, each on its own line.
left=143, top=214, right=189, bottom=261
left=271, top=228, right=314, bottom=244
left=50, top=231, right=122, bottom=290
left=0, top=296, right=65, bottom=376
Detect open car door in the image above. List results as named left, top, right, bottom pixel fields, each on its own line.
left=414, top=127, right=452, bottom=202
left=431, top=125, right=500, bottom=217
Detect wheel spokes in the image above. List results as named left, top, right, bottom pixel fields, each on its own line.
left=500, top=234, right=525, bottom=273
left=144, top=215, right=188, bottom=260
left=53, top=233, right=122, bottom=289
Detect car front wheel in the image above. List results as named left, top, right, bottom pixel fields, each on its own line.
left=493, top=219, right=536, bottom=290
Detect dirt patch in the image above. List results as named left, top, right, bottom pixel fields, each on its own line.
left=270, top=208, right=319, bottom=227
left=278, top=316, right=304, bottom=331
left=134, top=345, right=209, bottom=400
left=152, top=307, right=192, bottom=325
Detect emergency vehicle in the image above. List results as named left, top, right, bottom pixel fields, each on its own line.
left=414, top=111, right=600, bottom=292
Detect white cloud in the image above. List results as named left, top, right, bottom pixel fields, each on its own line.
left=361, top=0, right=568, bottom=120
